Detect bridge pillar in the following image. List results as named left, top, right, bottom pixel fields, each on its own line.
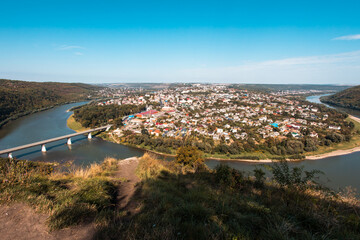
left=41, top=144, right=47, bottom=152
left=67, top=137, right=72, bottom=145
left=88, top=132, right=92, bottom=139
left=8, top=153, right=13, bottom=159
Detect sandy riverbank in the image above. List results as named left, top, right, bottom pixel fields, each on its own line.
left=349, top=115, right=360, bottom=123
left=305, top=146, right=360, bottom=160
left=206, top=145, right=360, bottom=163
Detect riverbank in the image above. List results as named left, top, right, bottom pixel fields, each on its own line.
left=102, top=132, right=360, bottom=163
left=66, top=114, right=91, bottom=132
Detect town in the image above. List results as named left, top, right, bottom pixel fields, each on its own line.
left=65, top=84, right=352, bottom=159
left=97, top=85, right=340, bottom=142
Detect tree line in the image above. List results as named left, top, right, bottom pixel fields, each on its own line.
left=73, top=103, right=146, bottom=128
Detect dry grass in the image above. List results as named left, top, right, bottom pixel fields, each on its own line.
left=65, top=157, right=119, bottom=178
left=136, top=153, right=172, bottom=179
left=0, top=157, right=119, bottom=230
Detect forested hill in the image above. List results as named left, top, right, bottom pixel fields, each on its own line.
left=0, top=79, right=101, bottom=126
left=321, top=85, right=360, bottom=110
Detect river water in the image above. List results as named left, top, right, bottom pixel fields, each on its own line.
left=0, top=102, right=144, bottom=166
left=0, top=96, right=359, bottom=192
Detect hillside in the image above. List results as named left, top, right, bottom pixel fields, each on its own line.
left=229, top=84, right=349, bottom=92
left=0, top=79, right=101, bottom=126
left=321, top=85, right=360, bottom=110
left=0, top=153, right=359, bottom=239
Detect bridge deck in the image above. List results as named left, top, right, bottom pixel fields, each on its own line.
left=0, top=125, right=112, bottom=155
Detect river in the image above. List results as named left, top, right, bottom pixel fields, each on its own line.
left=0, top=102, right=145, bottom=166
left=0, top=96, right=359, bottom=192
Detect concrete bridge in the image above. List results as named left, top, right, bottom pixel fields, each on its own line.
left=0, top=125, right=112, bottom=159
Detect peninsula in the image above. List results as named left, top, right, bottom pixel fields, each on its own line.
left=68, top=84, right=360, bottom=162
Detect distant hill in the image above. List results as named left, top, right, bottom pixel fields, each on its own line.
left=229, top=84, right=350, bottom=92
left=0, top=79, right=101, bottom=126
left=321, top=85, right=360, bottom=110
left=98, top=83, right=351, bottom=92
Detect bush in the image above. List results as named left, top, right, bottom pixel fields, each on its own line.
left=269, top=160, right=322, bottom=189
left=253, top=168, right=265, bottom=187
left=215, top=164, right=243, bottom=188
left=176, top=146, right=205, bottom=170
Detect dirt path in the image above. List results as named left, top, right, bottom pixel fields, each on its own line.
left=0, top=203, right=95, bottom=240
left=115, top=157, right=140, bottom=214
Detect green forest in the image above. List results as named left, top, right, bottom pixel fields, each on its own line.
left=0, top=79, right=100, bottom=127
left=73, top=103, right=146, bottom=128
left=321, top=85, right=360, bottom=110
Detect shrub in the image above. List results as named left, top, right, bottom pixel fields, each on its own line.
left=176, top=146, right=205, bottom=171
left=215, top=164, right=243, bottom=188
left=253, top=168, right=266, bottom=187
left=269, top=160, right=322, bottom=189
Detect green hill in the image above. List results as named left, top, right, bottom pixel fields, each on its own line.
left=321, top=85, right=360, bottom=110
left=0, top=79, right=101, bottom=126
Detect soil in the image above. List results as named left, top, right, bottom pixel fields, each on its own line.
left=115, top=157, right=140, bottom=214
left=0, top=203, right=95, bottom=240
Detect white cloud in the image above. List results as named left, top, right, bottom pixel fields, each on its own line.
left=333, top=34, right=360, bottom=40
left=178, top=50, right=360, bottom=84
left=74, top=52, right=84, bottom=56
left=57, top=45, right=85, bottom=50
left=257, top=50, right=360, bottom=66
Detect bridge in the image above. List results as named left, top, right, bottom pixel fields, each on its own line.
left=0, top=125, right=112, bottom=159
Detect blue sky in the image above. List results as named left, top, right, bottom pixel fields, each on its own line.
left=1, top=0, right=360, bottom=84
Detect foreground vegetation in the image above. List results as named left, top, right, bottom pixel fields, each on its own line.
left=0, top=79, right=101, bottom=127
left=0, top=157, right=119, bottom=230
left=1, top=147, right=359, bottom=239
left=96, top=152, right=360, bottom=239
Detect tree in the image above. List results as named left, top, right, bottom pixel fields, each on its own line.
left=141, top=128, right=149, bottom=136
left=113, top=117, right=123, bottom=128
left=176, top=146, right=204, bottom=170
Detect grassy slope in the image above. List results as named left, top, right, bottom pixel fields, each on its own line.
left=0, top=157, right=119, bottom=230
left=1, top=155, right=359, bottom=239
left=96, top=154, right=360, bottom=239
